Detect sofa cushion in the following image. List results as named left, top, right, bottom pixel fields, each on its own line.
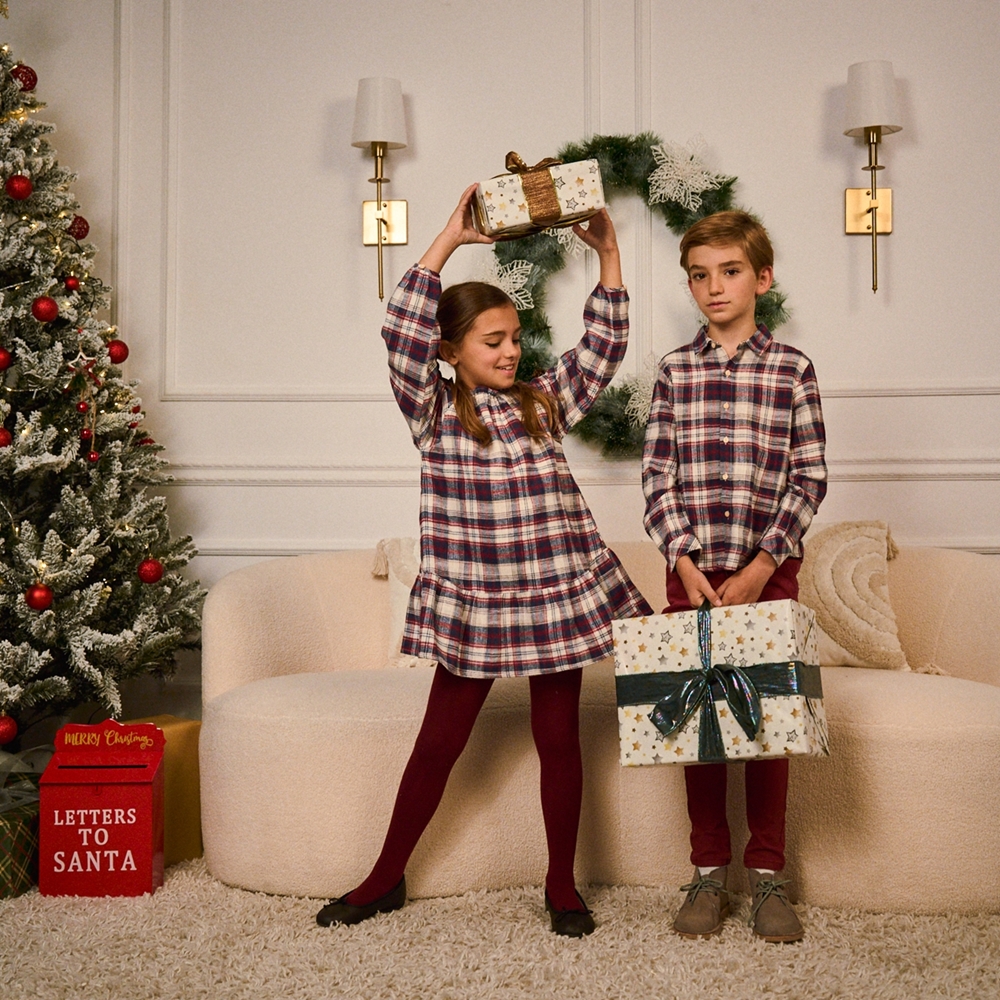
left=800, top=521, right=910, bottom=670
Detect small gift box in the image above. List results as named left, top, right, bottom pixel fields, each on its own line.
left=472, top=153, right=605, bottom=239
left=614, top=600, right=830, bottom=766
left=1, top=746, right=53, bottom=898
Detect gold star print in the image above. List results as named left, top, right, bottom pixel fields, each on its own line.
left=576, top=177, right=584, bottom=185
left=768, top=612, right=778, bottom=621
left=632, top=742, right=641, bottom=751
left=724, top=609, right=733, bottom=618
left=764, top=714, right=772, bottom=723
left=718, top=707, right=729, bottom=719
left=791, top=708, right=801, bottom=718
left=640, top=617, right=649, bottom=624
left=674, top=746, right=685, bottom=756
left=518, top=202, right=527, bottom=212
left=762, top=742, right=771, bottom=753
left=766, top=640, right=775, bottom=651
left=679, top=647, right=689, bottom=657
left=736, top=635, right=745, bottom=645
left=732, top=736, right=741, bottom=745
left=638, top=643, right=646, bottom=653
left=670, top=643, right=678, bottom=652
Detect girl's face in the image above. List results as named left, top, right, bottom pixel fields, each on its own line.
left=440, top=304, right=520, bottom=391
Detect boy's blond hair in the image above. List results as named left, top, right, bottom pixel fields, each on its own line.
left=679, top=210, right=774, bottom=275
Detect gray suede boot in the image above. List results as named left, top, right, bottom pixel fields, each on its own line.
left=747, top=869, right=804, bottom=942
left=672, top=866, right=730, bottom=938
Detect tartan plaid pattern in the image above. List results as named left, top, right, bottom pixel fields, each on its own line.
left=1, top=801, right=39, bottom=899
left=383, top=266, right=652, bottom=678
left=642, top=325, right=827, bottom=572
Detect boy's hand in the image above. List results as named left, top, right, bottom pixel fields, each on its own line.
left=716, top=551, right=777, bottom=606
left=675, top=554, right=722, bottom=609
left=573, top=209, right=623, bottom=288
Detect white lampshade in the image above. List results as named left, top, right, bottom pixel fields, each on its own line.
left=351, top=77, right=408, bottom=149
left=844, top=60, right=901, bottom=136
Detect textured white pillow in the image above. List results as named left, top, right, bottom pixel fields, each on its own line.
left=372, top=537, right=435, bottom=668
left=799, top=521, right=910, bottom=671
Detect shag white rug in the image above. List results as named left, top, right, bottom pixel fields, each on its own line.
left=2, top=859, right=998, bottom=1000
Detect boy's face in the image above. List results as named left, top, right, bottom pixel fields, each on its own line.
left=439, top=304, right=521, bottom=391
left=686, top=243, right=773, bottom=335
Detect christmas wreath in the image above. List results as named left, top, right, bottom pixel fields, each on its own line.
left=491, top=134, right=788, bottom=458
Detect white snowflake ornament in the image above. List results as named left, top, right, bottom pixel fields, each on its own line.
left=647, top=136, right=725, bottom=213
left=544, top=225, right=587, bottom=259
left=623, top=354, right=661, bottom=428
left=475, top=252, right=535, bottom=310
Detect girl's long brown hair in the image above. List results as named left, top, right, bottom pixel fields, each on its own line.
left=438, top=281, right=562, bottom=447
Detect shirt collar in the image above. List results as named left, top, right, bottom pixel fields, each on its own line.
left=694, top=324, right=773, bottom=357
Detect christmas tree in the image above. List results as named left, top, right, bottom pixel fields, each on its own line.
left=0, top=44, right=203, bottom=749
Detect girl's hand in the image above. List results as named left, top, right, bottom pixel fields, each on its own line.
left=419, top=184, right=494, bottom=273
left=573, top=208, right=623, bottom=288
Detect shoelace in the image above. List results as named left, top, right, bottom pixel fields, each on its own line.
left=748, top=874, right=792, bottom=924
left=679, top=873, right=724, bottom=902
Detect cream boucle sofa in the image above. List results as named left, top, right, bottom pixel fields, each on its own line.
left=200, top=541, right=1000, bottom=913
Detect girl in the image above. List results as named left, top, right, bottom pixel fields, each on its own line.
left=316, top=185, right=652, bottom=937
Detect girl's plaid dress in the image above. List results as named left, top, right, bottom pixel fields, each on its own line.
left=383, top=266, right=652, bottom=679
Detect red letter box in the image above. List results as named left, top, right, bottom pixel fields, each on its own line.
left=38, top=720, right=165, bottom=897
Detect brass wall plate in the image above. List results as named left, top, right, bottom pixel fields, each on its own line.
left=845, top=188, right=892, bottom=234
left=363, top=199, right=408, bottom=245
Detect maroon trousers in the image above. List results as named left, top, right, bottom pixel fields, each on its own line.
left=664, top=556, right=801, bottom=872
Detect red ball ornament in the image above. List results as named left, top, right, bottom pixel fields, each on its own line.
left=80, top=427, right=93, bottom=441
left=131, top=405, right=142, bottom=414
left=0, top=428, right=12, bottom=448
left=25, top=583, right=54, bottom=611
left=87, top=450, right=100, bottom=463
left=31, top=296, right=59, bottom=322
left=64, top=275, right=81, bottom=292
left=0, top=346, right=12, bottom=371
left=138, top=558, right=165, bottom=584
left=67, top=215, right=90, bottom=240
left=107, top=339, right=129, bottom=364
left=128, top=421, right=138, bottom=429
left=76, top=400, right=89, bottom=413
left=11, top=64, right=38, bottom=92
left=139, top=437, right=155, bottom=446
left=0, top=715, right=17, bottom=746
left=5, top=174, right=33, bottom=200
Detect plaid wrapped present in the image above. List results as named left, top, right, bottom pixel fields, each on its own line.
left=472, top=153, right=605, bottom=239
left=614, top=600, right=830, bottom=765
left=1, top=747, right=52, bottom=898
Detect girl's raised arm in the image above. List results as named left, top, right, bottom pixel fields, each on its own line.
left=419, top=183, right=494, bottom=274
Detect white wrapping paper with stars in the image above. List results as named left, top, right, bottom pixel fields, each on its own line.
left=614, top=600, right=830, bottom=766
left=472, top=157, right=605, bottom=239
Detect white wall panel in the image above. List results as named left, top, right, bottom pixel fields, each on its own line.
left=7, top=0, right=999, bottom=604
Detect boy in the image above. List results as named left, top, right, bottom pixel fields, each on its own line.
left=642, top=211, right=827, bottom=942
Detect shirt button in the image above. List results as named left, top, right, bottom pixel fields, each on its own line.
left=724, top=511, right=731, bottom=518
left=722, top=473, right=729, bottom=481
left=722, top=436, right=730, bottom=444
left=723, top=402, right=730, bottom=410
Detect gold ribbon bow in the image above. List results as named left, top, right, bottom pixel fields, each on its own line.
left=503, top=151, right=564, bottom=228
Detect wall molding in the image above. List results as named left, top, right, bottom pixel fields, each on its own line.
left=190, top=536, right=1000, bottom=559
left=164, top=456, right=1000, bottom=488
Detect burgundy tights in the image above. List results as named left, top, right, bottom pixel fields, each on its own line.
left=347, top=663, right=585, bottom=912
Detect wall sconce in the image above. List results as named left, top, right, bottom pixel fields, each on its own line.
left=352, top=77, right=409, bottom=300
left=843, top=60, right=901, bottom=293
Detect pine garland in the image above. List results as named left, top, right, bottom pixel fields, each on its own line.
left=0, top=45, right=204, bottom=742
left=504, top=133, right=789, bottom=457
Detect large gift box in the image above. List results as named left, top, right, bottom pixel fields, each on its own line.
left=472, top=153, right=605, bottom=239
left=129, top=714, right=203, bottom=867
left=614, top=600, right=830, bottom=766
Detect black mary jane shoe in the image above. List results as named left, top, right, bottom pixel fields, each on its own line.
left=545, top=890, right=596, bottom=937
left=316, top=876, right=406, bottom=927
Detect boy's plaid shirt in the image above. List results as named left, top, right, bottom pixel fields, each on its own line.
left=642, top=325, right=827, bottom=572
left=381, top=265, right=651, bottom=678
